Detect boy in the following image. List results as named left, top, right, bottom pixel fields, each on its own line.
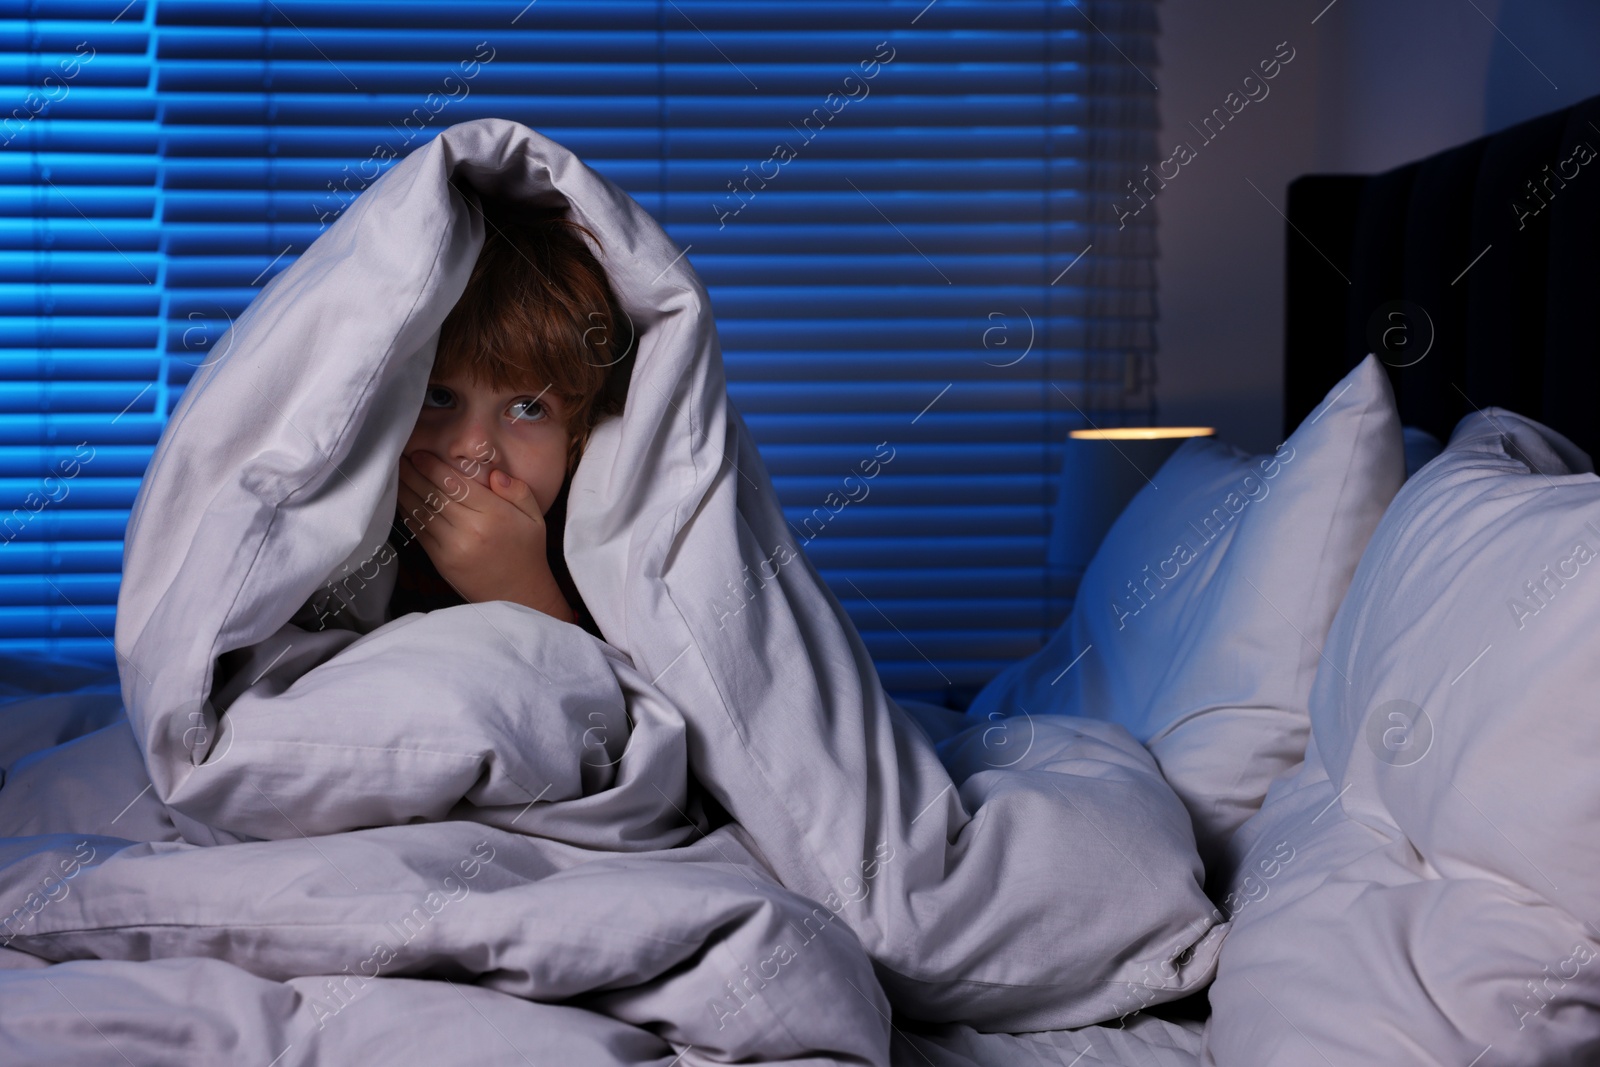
left=387, top=191, right=634, bottom=640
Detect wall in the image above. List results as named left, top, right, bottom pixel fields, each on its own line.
left=1150, top=0, right=1325, bottom=452
left=1154, top=0, right=1600, bottom=452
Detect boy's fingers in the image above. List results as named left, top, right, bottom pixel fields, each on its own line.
left=396, top=474, right=449, bottom=518
left=396, top=468, right=438, bottom=513
left=397, top=456, right=447, bottom=511
left=490, top=470, right=544, bottom=525
left=396, top=481, right=451, bottom=539
left=400, top=454, right=478, bottom=527
left=404, top=452, right=481, bottom=512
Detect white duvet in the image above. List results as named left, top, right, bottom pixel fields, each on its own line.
left=0, top=118, right=1223, bottom=1066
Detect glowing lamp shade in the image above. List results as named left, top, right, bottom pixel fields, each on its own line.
left=1049, top=426, right=1216, bottom=572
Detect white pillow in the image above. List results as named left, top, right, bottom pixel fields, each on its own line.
left=963, top=354, right=1405, bottom=872
left=1205, top=409, right=1600, bottom=1065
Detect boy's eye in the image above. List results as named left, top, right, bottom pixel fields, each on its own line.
left=507, top=397, right=547, bottom=423
left=422, top=386, right=453, bottom=408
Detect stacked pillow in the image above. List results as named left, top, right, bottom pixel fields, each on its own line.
left=1204, top=410, right=1600, bottom=1064
left=962, top=355, right=1406, bottom=873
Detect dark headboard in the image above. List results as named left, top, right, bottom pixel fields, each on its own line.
left=1285, top=92, right=1600, bottom=461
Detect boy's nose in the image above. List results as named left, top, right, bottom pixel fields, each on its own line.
left=443, top=424, right=496, bottom=485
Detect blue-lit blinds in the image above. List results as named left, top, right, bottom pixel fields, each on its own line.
left=1, top=1, right=156, bottom=664
left=15, top=0, right=1160, bottom=700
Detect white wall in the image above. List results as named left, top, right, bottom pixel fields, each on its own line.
left=1151, top=0, right=1327, bottom=452
left=1154, top=0, right=1598, bottom=452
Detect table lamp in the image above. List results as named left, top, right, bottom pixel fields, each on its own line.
left=1048, top=426, right=1216, bottom=572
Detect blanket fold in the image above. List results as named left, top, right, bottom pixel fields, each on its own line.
left=0, top=825, right=892, bottom=1066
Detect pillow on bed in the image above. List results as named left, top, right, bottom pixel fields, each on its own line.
left=1205, top=409, right=1600, bottom=1065
left=963, top=354, right=1405, bottom=874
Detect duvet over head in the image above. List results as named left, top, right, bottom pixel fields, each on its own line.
left=112, top=117, right=1226, bottom=1032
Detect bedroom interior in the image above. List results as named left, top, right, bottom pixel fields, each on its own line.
left=1, top=2, right=1598, bottom=1065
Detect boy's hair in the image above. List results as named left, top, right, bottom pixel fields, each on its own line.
left=433, top=190, right=635, bottom=478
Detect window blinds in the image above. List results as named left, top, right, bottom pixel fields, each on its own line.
left=2, top=1, right=155, bottom=666
left=8, top=0, right=1159, bottom=703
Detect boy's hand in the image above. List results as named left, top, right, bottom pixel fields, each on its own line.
left=395, top=451, right=574, bottom=622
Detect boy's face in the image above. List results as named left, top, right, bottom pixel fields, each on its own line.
left=402, top=369, right=571, bottom=515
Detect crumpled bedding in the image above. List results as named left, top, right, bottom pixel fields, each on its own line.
left=0, top=118, right=1224, bottom=1065
left=1200, top=410, right=1600, bottom=1065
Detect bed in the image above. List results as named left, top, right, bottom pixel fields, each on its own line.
left=1, top=94, right=1598, bottom=1065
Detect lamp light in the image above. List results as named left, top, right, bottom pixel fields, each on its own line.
left=1049, top=426, right=1216, bottom=572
